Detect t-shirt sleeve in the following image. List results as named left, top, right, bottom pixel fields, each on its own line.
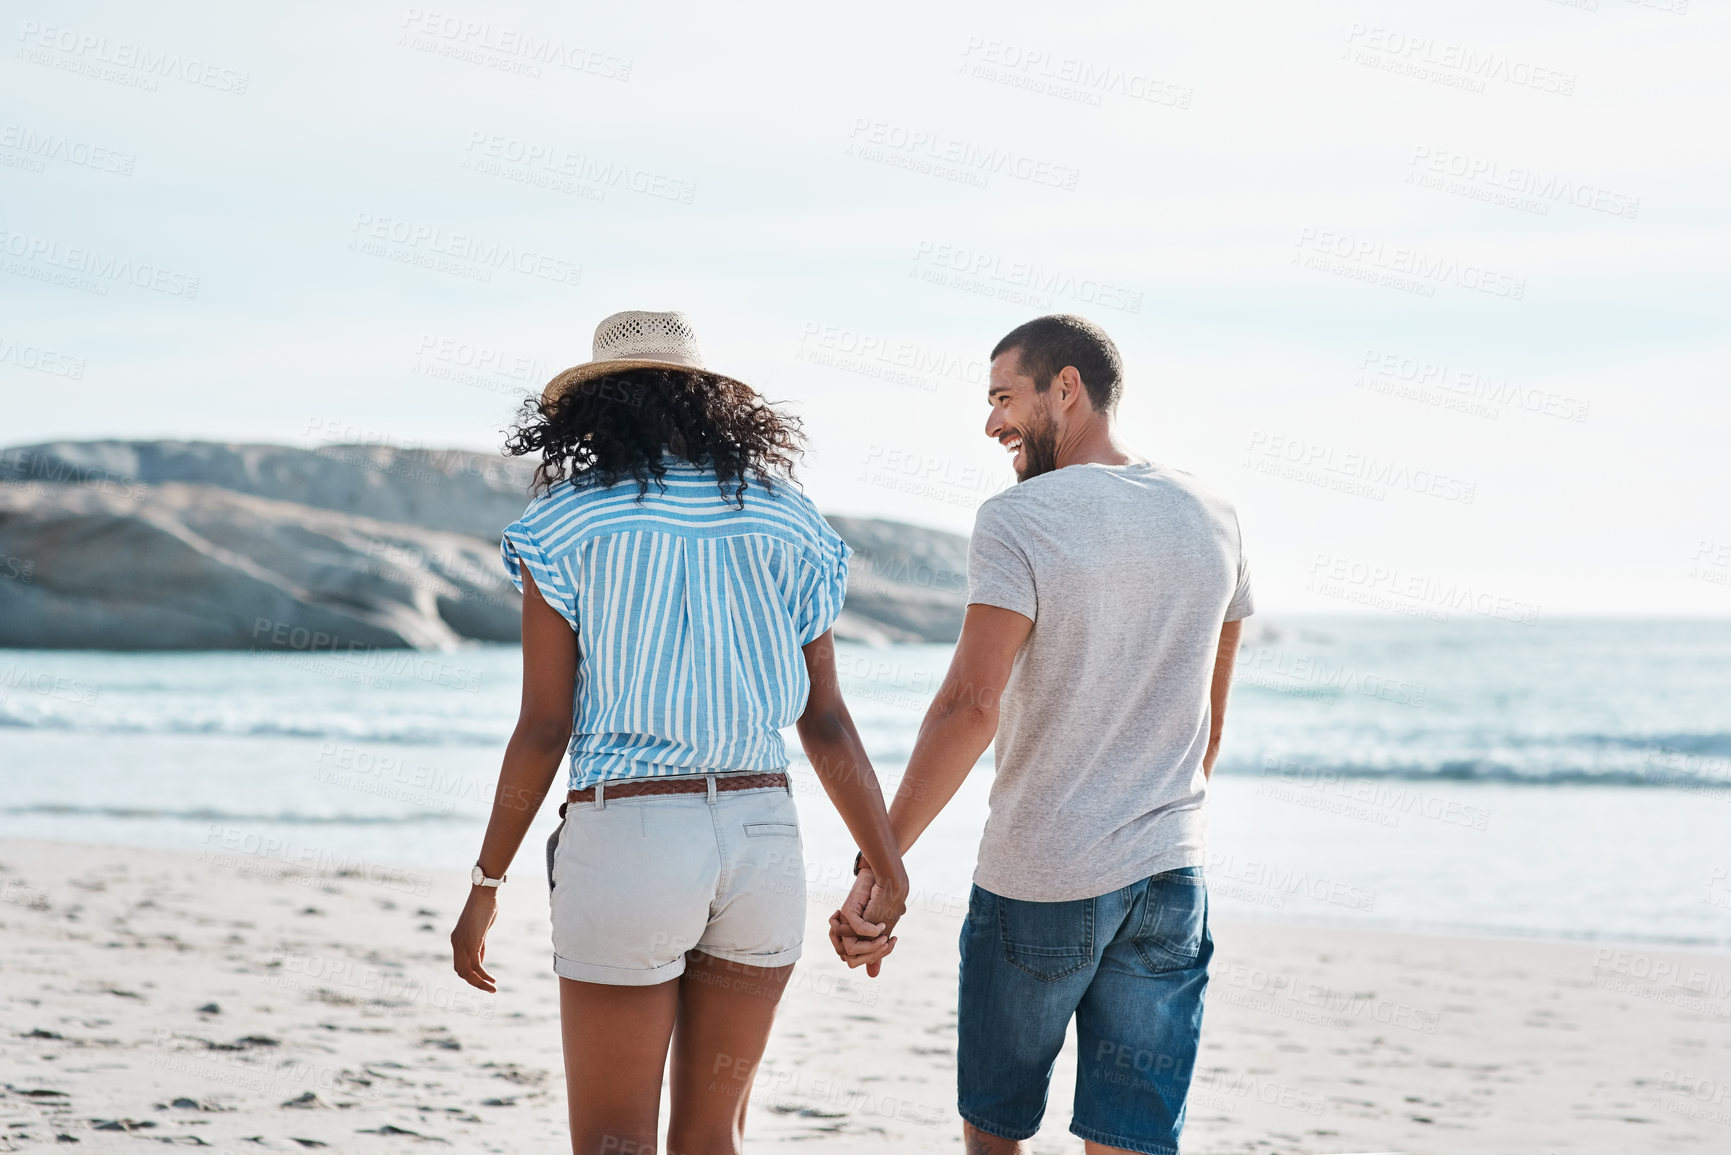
left=795, top=517, right=852, bottom=645
left=967, top=498, right=1036, bottom=621
left=1225, top=513, right=1255, bottom=622
left=501, top=516, right=579, bottom=633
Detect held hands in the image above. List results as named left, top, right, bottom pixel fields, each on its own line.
left=827, top=862, right=908, bottom=977
left=450, top=886, right=501, bottom=992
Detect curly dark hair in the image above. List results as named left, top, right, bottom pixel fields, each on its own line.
left=502, top=366, right=806, bottom=508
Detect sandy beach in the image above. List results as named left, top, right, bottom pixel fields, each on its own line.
left=2, top=835, right=1728, bottom=1154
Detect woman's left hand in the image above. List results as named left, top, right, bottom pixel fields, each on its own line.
left=451, top=888, right=501, bottom=992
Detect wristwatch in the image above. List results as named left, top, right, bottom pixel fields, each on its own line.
left=471, top=865, right=506, bottom=888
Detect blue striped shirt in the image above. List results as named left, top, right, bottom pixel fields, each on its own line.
left=499, top=457, right=851, bottom=789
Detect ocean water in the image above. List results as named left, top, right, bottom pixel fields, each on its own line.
left=2, top=617, right=1728, bottom=947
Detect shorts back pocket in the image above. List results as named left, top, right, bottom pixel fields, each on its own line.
left=998, top=893, right=1095, bottom=982
left=1132, top=868, right=1207, bottom=973
left=743, top=822, right=798, bottom=838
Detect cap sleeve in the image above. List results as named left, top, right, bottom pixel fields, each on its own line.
left=795, top=519, right=852, bottom=645
left=501, top=517, right=578, bottom=633
left=967, top=497, right=1036, bottom=621
left=1225, top=511, right=1254, bottom=622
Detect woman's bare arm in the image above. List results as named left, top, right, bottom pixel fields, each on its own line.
left=451, top=568, right=577, bottom=992
left=794, top=631, right=909, bottom=927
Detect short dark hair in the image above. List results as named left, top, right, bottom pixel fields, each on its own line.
left=991, top=315, right=1123, bottom=412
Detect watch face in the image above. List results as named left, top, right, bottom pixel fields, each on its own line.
left=471, top=865, right=483, bottom=886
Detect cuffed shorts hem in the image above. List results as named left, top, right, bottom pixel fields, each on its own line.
left=553, top=951, right=686, bottom=987
left=957, top=1108, right=1037, bottom=1144
left=694, top=943, right=804, bottom=968
left=1069, top=1123, right=1178, bottom=1155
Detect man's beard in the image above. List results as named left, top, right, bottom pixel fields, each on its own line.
left=1015, top=411, right=1061, bottom=481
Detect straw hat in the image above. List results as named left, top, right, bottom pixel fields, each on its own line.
left=540, top=310, right=741, bottom=407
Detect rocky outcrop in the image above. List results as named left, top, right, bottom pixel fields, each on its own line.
left=1, top=439, right=538, bottom=541
left=0, top=441, right=969, bottom=651
left=824, top=515, right=969, bottom=646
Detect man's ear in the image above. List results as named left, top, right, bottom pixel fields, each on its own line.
left=1056, top=366, right=1086, bottom=411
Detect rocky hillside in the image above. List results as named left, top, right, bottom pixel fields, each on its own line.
left=0, top=440, right=968, bottom=651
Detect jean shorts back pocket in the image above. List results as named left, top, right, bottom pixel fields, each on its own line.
left=998, top=893, right=1095, bottom=982
left=1132, top=867, right=1207, bottom=973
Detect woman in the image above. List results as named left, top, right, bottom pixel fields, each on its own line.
left=449, top=310, right=908, bottom=1155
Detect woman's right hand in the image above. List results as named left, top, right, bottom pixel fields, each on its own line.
left=450, top=887, right=500, bottom=992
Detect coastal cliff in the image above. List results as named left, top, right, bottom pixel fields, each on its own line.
left=0, top=441, right=968, bottom=651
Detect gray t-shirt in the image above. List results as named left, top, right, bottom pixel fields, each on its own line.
left=966, top=461, right=1253, bottom=902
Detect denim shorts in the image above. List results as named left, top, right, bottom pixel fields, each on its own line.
left=956, top=866, right=1211, bottom=1155
left=543, top=777, right=805, bottom=985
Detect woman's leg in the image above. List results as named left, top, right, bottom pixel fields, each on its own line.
left=664, top=949, right=795, bottom=1155
left=560, top=975, right=681, bottom=1155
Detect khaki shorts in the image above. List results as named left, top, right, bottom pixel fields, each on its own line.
left=545, top=778, right=806, bottom=986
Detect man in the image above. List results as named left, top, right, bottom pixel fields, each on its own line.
left=834, top=314, right=1253, bottom=1155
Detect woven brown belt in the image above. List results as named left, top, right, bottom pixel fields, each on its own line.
left=565, top=771, right=789, bottom=807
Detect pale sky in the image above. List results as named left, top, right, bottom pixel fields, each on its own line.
left=3, top=0, right=1728, bottom=615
